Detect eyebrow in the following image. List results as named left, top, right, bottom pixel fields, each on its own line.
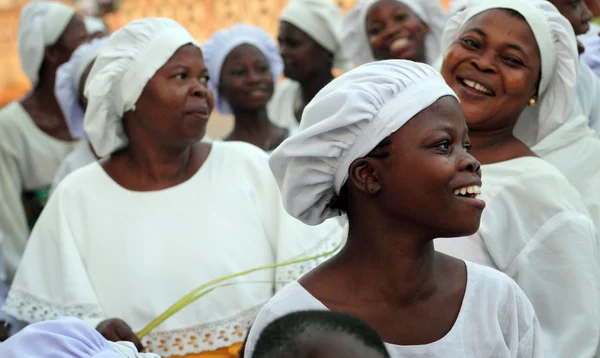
left=463, top=28, right=486, bottom=37
left=464, top=27, right=527, bottom=54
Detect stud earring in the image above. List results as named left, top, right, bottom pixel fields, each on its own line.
left=529, top=98, right=536, bottom=107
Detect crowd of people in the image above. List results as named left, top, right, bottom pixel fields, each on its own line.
left=0, top=0, right=599, bottom=357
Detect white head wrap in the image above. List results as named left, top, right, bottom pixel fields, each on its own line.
left=280, top=0, right=351, bottom=70
left=83, top=18, right=199, bottom=157
left=270, top=60, right=458, bottom=225
left=55, top=38, right=107, bottom=141
left=202, top=24, right=283, bottom=115
left=18, top=1, right=76, bottom=88
left=340, top=0, right=445, bottom=66
left=441, top=0, right=578, bottom=145
left=84, top=16, right=108, bottom=35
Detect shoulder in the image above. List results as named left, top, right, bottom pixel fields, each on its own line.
left=210, top=141, right=271, bottom=175
left=52, top=161, right=106, bottom=198
left=0, top=103, right=26, bottom=140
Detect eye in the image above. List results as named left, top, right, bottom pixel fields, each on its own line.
left=461, top=37, right=479, bottom=49
left=569, top=0, right=581, bottom=9
left=395, top=13, right=408, bottom=22
left=434, top=140, right=451, bottom=154
left=503, top=56, right=524, bottom=67
left=231, top=69, right=246, bottom=76
left=199, top=75, right=209, bottom=84
left=257, top=65, right=269, bottom=73
left=174, top=73, right=186, bottom=80
left=463, top=142, right=472, bottom=153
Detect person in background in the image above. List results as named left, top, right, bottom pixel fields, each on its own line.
left=245, top=60, right=543, bottom=357
left=84, top=16, right=109, bottom=38
left=0, top=0, right=87, bottom=290
left=268, top=0, right=349, bottom=133
left=580, top=0, right=600, bottom=79
left=0, top=317, right=159, bottom=358
left=341, top=0, right=445, bottom=66
left=202, top=24, right=287, bottom=151
left=434, top=1, right=600, bottom=356
left=250, top=311, right=390, bottom=358
left=52, top=38, right=107, bottom=193
left=3, top=18, right=343, bottom=358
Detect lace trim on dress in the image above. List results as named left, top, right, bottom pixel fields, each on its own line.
left=2, top=288, right=105, bottom=323
left=142, top=305, right=262, bottom=357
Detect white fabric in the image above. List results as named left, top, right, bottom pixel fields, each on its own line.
left=3, top=141, right=345, bottom=357
left=202, top=24, right=283, bottom=115
left=280, top=0, right=351, bottom=70
left=442, top=0, right=578, bottom=146
left=340, top=0, right=446, bottom=66
left=267, top=79, right=302, bottom=132
left=269, top=60, right=457, bottom=225
left=580, top=23, right=600, bottom=83
left=84, top=18, right=199, bottom=157
left=435, top=157, right=600, bottom=358
left=84, top=16, right=108, bottom=35
left=0, top=102, right=78, bottom=281
left=50, top=142, right=96, bottom=194
left=245, top=262, right=543, bottom=357
left=56, top=38, right=108, bottom=140
left=575, top=59, right=600, bottom=133
left=18, top=1, right=76, bottom=87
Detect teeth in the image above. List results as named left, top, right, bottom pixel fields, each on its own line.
left=467, top=187, right=474, bottom=194
left=462, top=79, right=492, bottom=94
left=460, top=188, right=467, bottom=195
left=390, top=38, right=409, bottom=51
left=454, top=185, right=481, bottom=197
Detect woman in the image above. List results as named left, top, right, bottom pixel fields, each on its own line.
left=434, top=1, right=600, bottom=356
left=268, top=0, right=348, bottom=132
left=244, top=60, right=543, bottom=357
left=340, top=0, right=445, bottom=66
left=3, top=18, right=343, bottom=358
left=52, top=38, right=107, bottom=192
left=202, top=24, right=287, bottom=151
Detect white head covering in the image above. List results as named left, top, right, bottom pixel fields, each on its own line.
left=441, top=0, right=578, bottom=145
left=279, top=0, right=351, bottom=70
left=0, top=317, right=159, bottom=357
left=269, top=60, right=458, bottom=225
left=340, top=0, right=445, bottom=66
left=84, top=16, right=108, bottom=35
left=83, top=18, right=199, bottom=157
left=202, top=24, right=283, bottom=115
left=56, top=38, right=107, bottom=140
left=18, top=1, right=77, bottom=87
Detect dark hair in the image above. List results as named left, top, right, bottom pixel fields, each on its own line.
left=251, top=310, right=390, bottom=358
left=326, top=137, right=392, bottom=215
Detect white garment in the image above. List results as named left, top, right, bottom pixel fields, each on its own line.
left=0, top=102, right=79, bottom=281
left=435, top=157, right=600, bottom=358
left=3, top=141, right=344, bottom=357
left=50, top=141, right=96, bottom=194
left=267, top=79, right=301, bottom=132
left=245, top=262, right=543, bottom=357
left=575, top=60, right=600, bottom=134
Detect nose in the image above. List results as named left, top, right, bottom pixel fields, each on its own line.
left=458, top=152, right=481, bottom=175
left=581, top=3, right=593, bottom=24
left=191, top=80, right=210, bottom=98
left=470, top=51, right=497, bottom=74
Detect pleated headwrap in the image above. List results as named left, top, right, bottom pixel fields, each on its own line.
left=340, top=0, right=446, bottom=66
left=441, top=0, right=578, bottom=145
left=269, top=60, right=458, bottom=225
left=83, top=18, right=199, bottom=157
left=17, top=1, right=76, bottom=87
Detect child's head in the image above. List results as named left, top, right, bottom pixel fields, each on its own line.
left=252, top=310, right=390, bottom=358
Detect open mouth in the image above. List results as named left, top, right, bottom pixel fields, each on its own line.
left=453, top=185, right=481, bottom=199
left=458, top=77, right=494, bottom=96
left=389, top=38, right=410, bottom=52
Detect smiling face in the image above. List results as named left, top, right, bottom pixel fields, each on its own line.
left=441, top=9, right=541, bottom=131
left=365, top=0, right=430, bottom=63
left=549, top=0, right=592, bottom=35
left=219, top=43, right=274, bottom=111
left=127, top=44, right=214, bottom=149
left=349, top=96, right=484, bottom=238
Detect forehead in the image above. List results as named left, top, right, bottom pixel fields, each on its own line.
left=367, top=0, right=410, bottom=20
left=223, top=44, right=268, bottom=66
left=279, top=21, right=310, bottom=39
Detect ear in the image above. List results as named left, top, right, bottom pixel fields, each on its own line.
left=44, top=46, right=61, bottom=66
left=348, top=158, right=381, bottom=196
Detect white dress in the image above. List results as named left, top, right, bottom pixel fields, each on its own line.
left=0, top=102, right=79, bottom=281
left=575, top=59, right=600, bottom=134
left=2, top=141, right=344, bottom=357
left=267, top=79, right=301, bottom=133
left=244, top=262, right=543, bottom=358
left=435, top=157, right=600, bottom=358
left=50, top=141, right=96, bottom=194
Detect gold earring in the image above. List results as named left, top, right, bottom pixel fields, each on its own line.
left=529, top=98, right=536, bottom=107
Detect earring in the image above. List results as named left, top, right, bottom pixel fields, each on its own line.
left=528, top=98, right=536, bottom=107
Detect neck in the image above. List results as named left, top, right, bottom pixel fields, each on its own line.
left=466, top=125, right=520, bottom=165
left=122, top=141, right=193, bottom=182
left=299, top=70, right=333, bottom=104
left=25, top=69, right=62, bottom=115
left=231, top=107, right=273, bottom=133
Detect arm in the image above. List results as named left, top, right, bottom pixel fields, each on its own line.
left=507, top=212, right=600, bottom=358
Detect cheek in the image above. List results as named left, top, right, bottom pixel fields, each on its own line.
left=440, top=48, right=463, bottom=81
left=503, top=71, right=534, bottom=98
left=368, top=34, right=385, bottom=50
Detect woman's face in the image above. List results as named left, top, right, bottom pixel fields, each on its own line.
left=219, top=44, right=274, bottom=111
left=358, top=96, right=484, bottom=238
left=130, top=44, right=213, bottom=148
left=48, top=14, right=89, bottom=67
left=365, top=0, right=430, bottom=63
left=550, top=0, right=592, bottom=35
left=278, top=21, right=332, bottom=81
left=441, top=9, right=541, bottom=131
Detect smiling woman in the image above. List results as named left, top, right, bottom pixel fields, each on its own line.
left=434, top=1, right=600, bottom=357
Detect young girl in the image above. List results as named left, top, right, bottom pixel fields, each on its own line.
left=243, top=60, right=542, bottom=357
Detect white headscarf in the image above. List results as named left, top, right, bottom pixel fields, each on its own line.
left=84, top=18, right=199, bottom=157
left=18, top=1, right=76, bottom=88
left=56, top=38, right=108, bottom=140
left=280, top=0, right=351, bottom=70
left=269, top=60, right=458, bottom=225
left=0, top=317, right=159, bottom=357
left=340, top=0, right=445, bottom=66
left=84, top=16, right=108, bottom=35
left=201, top=24, right=283, bottom=115
left=441, top=0, right=578, bottom=146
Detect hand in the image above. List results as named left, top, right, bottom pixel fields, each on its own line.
left=0, top=321, right=11, bottom=342
left=96, top=319, right=143, bottom=351
left=578, top=40, right=586, bottom=55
